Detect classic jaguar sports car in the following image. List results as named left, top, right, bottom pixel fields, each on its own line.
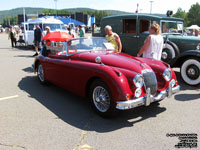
left=93, top=13, right=200, bottom=86
left=33, top=37, right=180, bottom=117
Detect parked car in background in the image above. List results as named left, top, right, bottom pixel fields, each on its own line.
left=33, top=37, right=180, bottom=117
left=93, top=12, right=200, bottom=86
left=22, top=17, right=67, bottom=46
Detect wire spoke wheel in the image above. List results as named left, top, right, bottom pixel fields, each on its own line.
left=37, top=63, right=45, bottom=83
left=89, top=79, right=118, bottom=117
left=93, top=86, right=111, bottom=112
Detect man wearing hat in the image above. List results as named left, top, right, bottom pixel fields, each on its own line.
left=33, top=24, right=43, bottom=56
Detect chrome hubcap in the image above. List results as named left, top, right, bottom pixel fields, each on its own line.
left=93, top=86, right=110, bottom=112
left=162, top=51, right=168, bottom=59
left=38, top=64, right=44, bottom=82
left=187, top=68, right=196, bottom=76
left=186, top=64, right=200, bottom=80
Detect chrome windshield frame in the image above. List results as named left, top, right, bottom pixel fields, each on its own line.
left=63, top=37, right=114, bottom=57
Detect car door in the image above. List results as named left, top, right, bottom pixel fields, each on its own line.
left=42, top=55, right=68, bottom=86
left=44, top=54, right=87, bottom=93
left=120, top=18, right=139, bottom=56
left=137, top=19, right=150, bottom=51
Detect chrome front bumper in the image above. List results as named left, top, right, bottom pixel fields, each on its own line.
left=116, top=82, right=180, bottom=110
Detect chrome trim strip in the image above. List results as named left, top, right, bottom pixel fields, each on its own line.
left=116, top=83, right=180, bottom=110
left=168, top=81, right=173, bottom=98
left=145, top=88, right=151, bottom=106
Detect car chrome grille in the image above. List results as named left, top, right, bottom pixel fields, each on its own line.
left=142, top=71, right=158, bottom=96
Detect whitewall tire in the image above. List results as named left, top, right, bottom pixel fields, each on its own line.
left=181, top=58, right=200, bottom=86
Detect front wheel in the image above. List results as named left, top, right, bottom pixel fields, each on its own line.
left=161, top=41, right=179, bottom=63
left=180, top=58, right=200, bottom=86
left=89, top=79, right=118, bottom=118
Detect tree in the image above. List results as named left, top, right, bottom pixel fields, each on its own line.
left=93, top=10, right=111, bottom=24
left=42, top=9, right=56, bottom=15
left=173, top=8, right=188, bottom=26
left=3, top=16, right=18, bottom=26
left=187, top=3, right=200, bottom=26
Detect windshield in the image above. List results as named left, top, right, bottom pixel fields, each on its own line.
left=161, top=21, right=184, bottom=34
left=43, top=24, right=66, bottom=31
left=67, top=37, right=115, bottom=52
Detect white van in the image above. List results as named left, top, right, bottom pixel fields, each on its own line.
left=22, top=17, right=66, bottom=46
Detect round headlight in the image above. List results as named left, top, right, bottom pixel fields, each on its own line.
left=135, top=88, right=142, bottom=98
left=133, top=74, right=144, bottom=88
left=163, top=68, right=172, bottom=81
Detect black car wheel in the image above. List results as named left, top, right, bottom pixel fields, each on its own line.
left=89, top=79, right=118, bottom=117
left=181, top=57, right=200, bottom=86
left=161, top=41, right=179, bottom=63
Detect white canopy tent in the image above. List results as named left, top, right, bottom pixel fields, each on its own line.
left=186, top=25, right=200, bottom=30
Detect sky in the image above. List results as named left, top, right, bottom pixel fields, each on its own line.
left=0, top=0, right=199, bottom=14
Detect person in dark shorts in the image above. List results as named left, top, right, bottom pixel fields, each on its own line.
left=33, top=24, right=43, bottom=56
left=8, top=26, right=17, bottom=47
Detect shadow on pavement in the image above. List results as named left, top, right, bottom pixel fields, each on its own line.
left=173, top=70, right=200, bottom=101
left=23, top=67, right=34, bottom=73
left=14, top=55, right=35, bottom=58
left=18, top=76, right=166, bottom=133
left=175, top=93, right=200, bottom=101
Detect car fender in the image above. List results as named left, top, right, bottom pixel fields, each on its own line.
left=170, top=50, right=200, bottom=67
left=33, top=55, right=45, bottom=73
left=84, top=64, right=134, bottom=103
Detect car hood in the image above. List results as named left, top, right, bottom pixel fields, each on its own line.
left=74, top=52, right=157, bottom=74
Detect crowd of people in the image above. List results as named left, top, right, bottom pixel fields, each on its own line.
left=7, top=24, right=86, bottom=56
left=187, top=29, right=199, bottom=37
left=6, top=23, right=200, bottom=60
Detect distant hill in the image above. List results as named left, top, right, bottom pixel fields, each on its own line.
left=0, top=7, right=44, bottom=23
left=0, top=7, right=132, bottom=24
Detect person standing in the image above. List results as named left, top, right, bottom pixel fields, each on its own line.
left=8, top=26, right=17, bottom=47
left=105, top=25, right=122, bottom=53
left=33, top=24, right=43, bottom=56
left=78, top=25, right=85, bottom=37
left=45, top=26, right=51, bottom=35
left=188, top=29, right=194, bottom=36
left=194, top=29, right=199, bottom=37
left=137, top=24, right=163, bottom=60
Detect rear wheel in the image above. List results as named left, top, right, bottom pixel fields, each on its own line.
left=37, top=63, right=47, bottom=84
left=180, top=57, right=200, bottom=86
left=161, top=41, right=179, bottom=63
left=89, top=79, right=118, bottom=118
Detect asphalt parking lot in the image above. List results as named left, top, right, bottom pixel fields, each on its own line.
left=0, top=33, right=199, bottom=150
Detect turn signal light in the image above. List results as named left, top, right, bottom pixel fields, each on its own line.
left=126, top=94, right=131, bottom=100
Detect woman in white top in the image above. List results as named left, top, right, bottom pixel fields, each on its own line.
left=137, top=24, right=164, bottom=60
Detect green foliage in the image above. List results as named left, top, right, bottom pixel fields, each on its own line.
left=84, top=10, right=111, bottom=23
left=0, top=7, right=44, bottom=25
left=173, top=3, right=200, bottom=27
left=187, top=3, right=200, bottom=26
left=173, top=8, right=188, bottom=26
left=0, top=7, right=130, bottom=25
left=42, top=9, right=111, bottom=23
left=42, top=9, right=72, bottom=15
left=3, top=16, right=18, bottom=26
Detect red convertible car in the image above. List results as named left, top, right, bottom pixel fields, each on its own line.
left=33, top=37, right=180, bottom=117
